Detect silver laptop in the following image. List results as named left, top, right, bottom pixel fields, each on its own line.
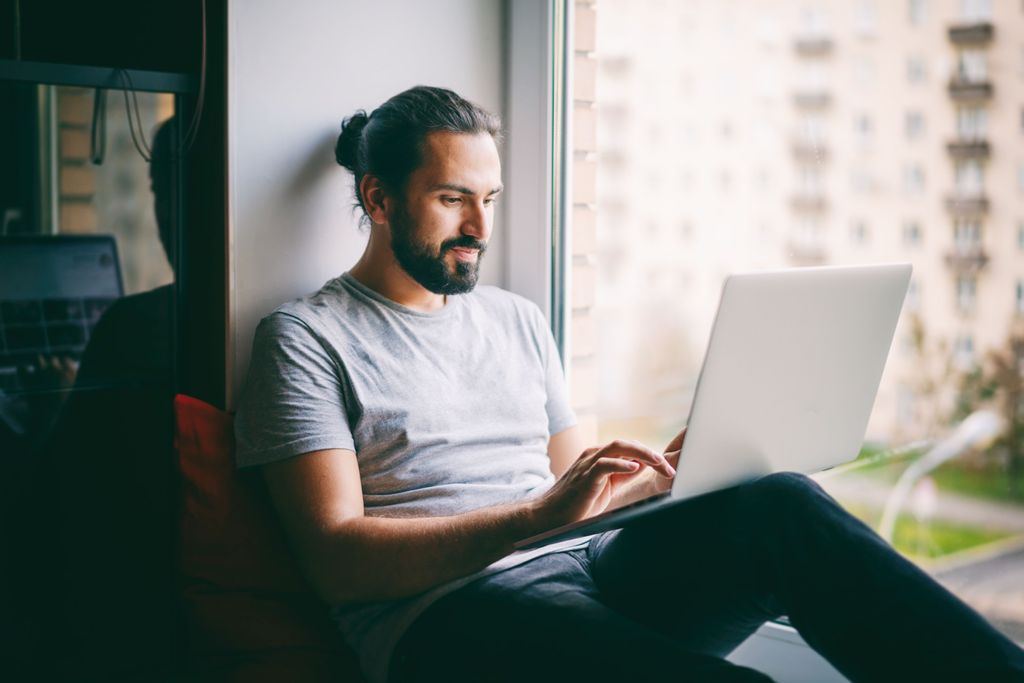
left=515, top=263, right=912, bottom=550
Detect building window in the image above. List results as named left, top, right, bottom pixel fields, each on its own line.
left=799, top=6, right=829, bottom=36
left=953, top=334, right=975, bottom=369
left=954, top=220, right=982, bottom=251
left=1018, top=163, right=1024, bottom=193
left=798, top=165, right=824, bottom=196
left=855, top=113, right=873, bottom=146
left=905, top=110, right=925, bottom=139
left=955, top=160, right=984, bottom=196
left=960, top=0, right=992, bottom=22
left=908, top=0, right=928, bottom=25
left=906, top=55, right=927, bottom=84
left=956, top=276, right=977, bottom=313
left=957, top=106, right=987, bottom=141
left=1017, top=281, right=1024, bottom=314
left=853, top=57, right=876, bottom=88
left=851, top=220, right=869, bottom=245
left=957, top=50, right=988, bottom=83
left=903, top=164, right=926, bottom=195
left=1017, top=222, right=1024, bottom=250
left=797, top=113, right=826, bottom=146
left=855, top=0, right=878, bottom=36
left=906, top=279, right=920, bottom=312
left=902, top=220, right=922, bottom=246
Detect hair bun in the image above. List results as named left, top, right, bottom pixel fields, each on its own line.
left=335, top=111, right=369, bottom=171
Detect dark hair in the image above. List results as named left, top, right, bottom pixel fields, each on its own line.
left=335, top=86, right=502, bottom=219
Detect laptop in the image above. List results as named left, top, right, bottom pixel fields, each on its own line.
left=0, top=235, right=123, bottom=394
left=515, top=262, right=912, bottom=550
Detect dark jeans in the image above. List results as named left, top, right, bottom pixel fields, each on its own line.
left=390, top=472, right=1024, bottom=682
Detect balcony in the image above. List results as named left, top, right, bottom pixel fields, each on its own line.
left=794, top=35, right=833, bottom=56
left=790, top=193, right=827, bottom=212
left=946, top=139, right=990, bottom=160
left=948, top=79, right=994, bottom=102
left=945, top=194, right=989, bottom=216
left=944, top=247, right=989, bottom=273
left=787, top=241, right=828, bottom=266
left=792, top=140, right=828, bottom=163
left=948, top=23, right=995, bottom=45
left=792, top=90, right=831, bottom=108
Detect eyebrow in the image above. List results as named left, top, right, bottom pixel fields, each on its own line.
left=428, top=182, right=504, bottom=195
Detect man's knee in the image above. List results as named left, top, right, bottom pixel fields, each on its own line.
left=741, top=471, right=830, bottom=518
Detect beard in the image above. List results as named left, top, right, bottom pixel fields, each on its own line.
left=389, top=201, right=487, bottom=295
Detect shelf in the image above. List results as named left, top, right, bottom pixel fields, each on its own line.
left=0, top=59, right=196, bottom=94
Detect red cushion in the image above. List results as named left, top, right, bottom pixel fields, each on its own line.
left=175, top=394, right=364, bottom=681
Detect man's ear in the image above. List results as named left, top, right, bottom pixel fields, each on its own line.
left=361, top=175, right=391, bottom=226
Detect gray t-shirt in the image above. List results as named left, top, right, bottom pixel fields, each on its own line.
left=234, top=272, right=578, bottom=681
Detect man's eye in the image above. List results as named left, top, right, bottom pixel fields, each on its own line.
left=484, top=197, right=498, bottom=206
left=441, top=196, right=462, bottom=206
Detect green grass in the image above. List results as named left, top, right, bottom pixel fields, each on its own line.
left=847, top=444, right=1024, bottom=505
left=840, top=502, right=1012, bottom=561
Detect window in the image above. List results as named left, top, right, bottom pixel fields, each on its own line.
left=903, top=164, right=925, bottom=195
left=906, top=55, right=927, bottom=84
left=798, top=165, right=824, bottom=196
left=794, top=217, right=824, bottom=247
left=855, top=0, right=878, bottom=37
left=954, top=220, right=982, bottom=251
left=1017, top=281, right=1024, bottom=314
left=955, top=160, right=984, bottom=196
left=957, top=50, right=988, bottom=83
left=906, top=279, right=921, bottom=312
left=799, top=6, right=829, bottom=37
left=957, top=107, right=988, bottom=141
left=956, top=276, right=977, bottom=313
left=960, top=0, right=992, bottom=22
left=855, top=113, right=873, bottom=146
left=851, top=220, right=869, bottom=245
left=905, top=110, right=925, bottom=140
left=908, top=0, right=928, bottom=25
left=568, top=1, right=1023, bottom=647
left=797, top=113, right=826, bottom=145
left=902, top=220, right=922, bottom=246
left=1019, top=163, right=1024, bottom=193
left=799, top=62, right=828, bottom=92
left=953, top=334, right=975, bottom=368
left=1018, top=222, right=1024, bottom=250
left=854, top=57, right=876, bottom=88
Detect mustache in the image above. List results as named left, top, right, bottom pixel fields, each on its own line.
left=441, top=236, right=487, bottom=254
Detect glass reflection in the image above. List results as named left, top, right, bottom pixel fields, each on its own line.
left=0, top=81, right=181, bottom=677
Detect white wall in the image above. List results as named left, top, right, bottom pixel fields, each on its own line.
left=227, top=0, right=506, bottom=406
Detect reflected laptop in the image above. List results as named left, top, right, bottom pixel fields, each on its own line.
left=0, top=235, right=123, bottom=393
left=515, top=263, right=912, bottom=550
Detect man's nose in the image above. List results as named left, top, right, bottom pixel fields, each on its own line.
left=462, top=201, right=491, bottom=242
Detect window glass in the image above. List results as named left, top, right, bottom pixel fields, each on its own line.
left=564, top=0, right=1024, bottom=645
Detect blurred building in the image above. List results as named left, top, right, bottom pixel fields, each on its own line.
left=574, top=0, right=1024, bottom=445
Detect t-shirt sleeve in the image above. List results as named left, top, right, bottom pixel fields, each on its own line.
left=531, top=305, right=577, bottom=437
left=234, top=312, right=356, bottom=468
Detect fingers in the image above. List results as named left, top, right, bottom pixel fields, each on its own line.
left=594, top=439, right=676, bottom=478
left=587, top=456, right=641, bottom=476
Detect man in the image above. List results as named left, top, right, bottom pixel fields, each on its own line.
left=235, top=86, right=1024, bottom=683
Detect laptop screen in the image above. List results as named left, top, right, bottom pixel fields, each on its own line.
left=0, top=235, right=124, bottom=393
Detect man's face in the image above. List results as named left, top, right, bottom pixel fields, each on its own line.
left=387, top=131, right=502, bottom=295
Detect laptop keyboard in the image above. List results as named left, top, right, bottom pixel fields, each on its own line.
left=0, top=296, right=116, bottom=393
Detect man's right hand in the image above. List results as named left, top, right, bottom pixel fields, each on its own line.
left=529, top=439, right=675, bottom=529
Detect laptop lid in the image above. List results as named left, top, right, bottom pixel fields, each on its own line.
left=670, top=262, right=912, bottom=500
